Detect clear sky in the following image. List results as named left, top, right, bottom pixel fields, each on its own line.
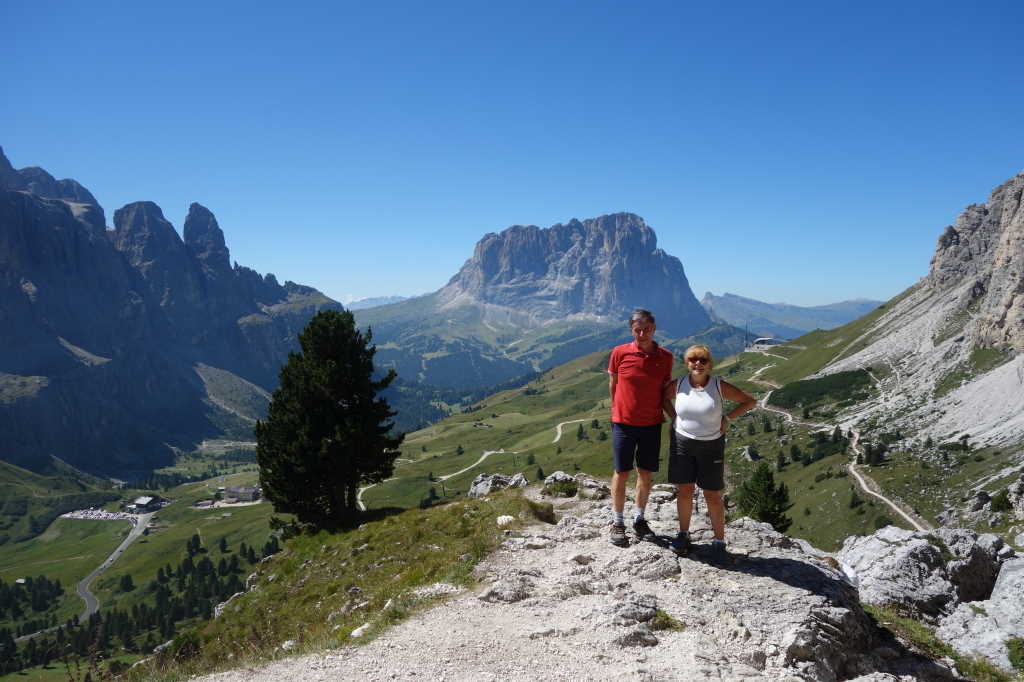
left=4, top=1, right=1024, bottom=306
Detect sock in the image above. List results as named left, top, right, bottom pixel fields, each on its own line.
left=633, top=507, right=645, bottom=522
left=676, top=529, right=690, bottom=538
left=711, top=538, right=726, bottom=546
left=612, top=510, right=624, bottom=525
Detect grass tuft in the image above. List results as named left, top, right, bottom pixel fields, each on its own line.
left=650, top=609, right=685, bottom=632
left=863, top=604, right=1013, bottom=682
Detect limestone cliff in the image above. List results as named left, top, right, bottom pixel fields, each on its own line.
left=0, top=146, right=340, bottom=474
left=440, top=212, right=710, bottom=328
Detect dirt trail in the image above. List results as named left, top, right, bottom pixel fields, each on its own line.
left=360, top=417, right=596, bottom=510
left=552, top=419, right=587, bottom=443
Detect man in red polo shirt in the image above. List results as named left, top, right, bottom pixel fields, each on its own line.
left=607, top=309, right=674, bottom=546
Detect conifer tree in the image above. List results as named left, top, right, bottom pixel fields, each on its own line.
left=733, top=462, right=793, bottom=532
left=256, top=310, right=402, bottom=527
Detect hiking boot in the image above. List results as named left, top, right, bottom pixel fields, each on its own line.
left=632, top=518, right=654, bottom=541
left=609, top=522, right=628, bottom=547
left=707, top=540, right=733, bottom=566
left=670, top=531, right=692, bottom=555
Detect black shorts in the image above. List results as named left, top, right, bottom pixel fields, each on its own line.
left=667, top=430, right=725, bottom=491
left=611, top=423, right=661, bottom=473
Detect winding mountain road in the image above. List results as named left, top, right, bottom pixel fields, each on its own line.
left=15, top=511, right=155, bottom=643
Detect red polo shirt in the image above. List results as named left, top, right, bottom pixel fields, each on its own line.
left=608, top=341, right=673, bottom=426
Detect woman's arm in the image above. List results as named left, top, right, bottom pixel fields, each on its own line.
left=719, top=379, right=757, bottom=434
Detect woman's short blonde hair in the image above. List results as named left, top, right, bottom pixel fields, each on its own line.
left=683, top=344, right=713, bottom=368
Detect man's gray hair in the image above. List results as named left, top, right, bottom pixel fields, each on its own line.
left=629, top=309, right=655, bottom=327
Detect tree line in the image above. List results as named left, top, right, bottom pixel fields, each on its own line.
left=0, top=575, right=63, bottom=623
left=1, top=534, right=281, bottom=675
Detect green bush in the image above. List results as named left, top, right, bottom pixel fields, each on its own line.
left=990, top=489, right=1012, bottom=513
left=542, top=480, right=578, bottom=498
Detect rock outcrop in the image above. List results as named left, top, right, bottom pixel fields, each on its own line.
left=937, top=557, right=1024, bottom=670
left=440, top=213, right=710, bottom=329
left=467, top=472, right=529, bottom=498
left=819, top=169, right=1024, bottom=449
left=928, top=172, right=1024, bottom=352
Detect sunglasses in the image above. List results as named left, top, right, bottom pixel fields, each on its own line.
left=686, top=357, right=709, bottom=364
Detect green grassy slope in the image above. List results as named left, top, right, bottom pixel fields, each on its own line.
left=366, top=344, right=907, bottom=551
left=758, top=285, right=918, bottom=387
left=0, top=459, right=120, bottom=546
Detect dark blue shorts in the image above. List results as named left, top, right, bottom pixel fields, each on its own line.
left=668, top=430, right=725, bottom=490
left=612, top=422, right=662, bottom=473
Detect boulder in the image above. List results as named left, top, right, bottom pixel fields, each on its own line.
left=936, top=557, right=1024, bottom=670
left=574, top=473, right=610, bottom=500
left=932, top=528, right=1003, bottom=602
left=544, top=471, right=575, bottom=486
left=468, top=473, right=527, bottom=498
left=968, top=490, right=991, bottom=512
left=837, top=526, right=955, bottom=617
left=1008, top=474, right=1024, bottom=519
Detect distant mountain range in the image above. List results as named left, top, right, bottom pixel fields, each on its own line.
left=346, top=295, right=408, bottom=310
left=0, top=147, right=740, bottom=476
left=355, top=213, right=744, bottom=389
left=701, top=292, right=882, bottom=339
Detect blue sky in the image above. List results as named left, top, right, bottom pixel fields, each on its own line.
left=4, top=1, right=1024, bottom=306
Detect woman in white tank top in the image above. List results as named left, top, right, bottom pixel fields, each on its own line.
left=661, top=344, right=756, bottom=563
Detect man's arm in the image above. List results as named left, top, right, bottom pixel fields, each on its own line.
left=662, top=379, right=677, bottom=422
left=608, top=372, right=618, bottom=404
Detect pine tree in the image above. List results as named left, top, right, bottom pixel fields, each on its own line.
left=536, top=466, right=545, bottom=481
left=789, top=444, right=801, bottom=463
left=256, top=310, right=403, bottom=527
left=733, top=462, right=793, bottom=532
left=576, top=423, right=585, bottom=440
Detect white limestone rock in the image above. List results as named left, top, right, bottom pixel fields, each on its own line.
left=836, top=526, right=955, bottom=617
left=936, top=557, right=1024, bottom=670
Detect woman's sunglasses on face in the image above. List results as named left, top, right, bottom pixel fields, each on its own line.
left=686, top=357, right=709, bottom=364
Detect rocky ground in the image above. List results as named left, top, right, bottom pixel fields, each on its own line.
left=192, top=480, right=991, bottom=682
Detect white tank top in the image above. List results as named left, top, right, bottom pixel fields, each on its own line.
left=674, top=375, right=723, bottom=441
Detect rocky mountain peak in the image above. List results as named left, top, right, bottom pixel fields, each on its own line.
left=440, top=212, right=709, bottom=331
left=18, top=166, right=62, bottom=198
left=113, top=201, right=187, bottom=270
left=0, top=150, right=106, bottom=234
left=927, top=171, right=1024, bottom=350
left=184, top=202, right=232, bottom=278
left=0, top=146, right=26, bottom=190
